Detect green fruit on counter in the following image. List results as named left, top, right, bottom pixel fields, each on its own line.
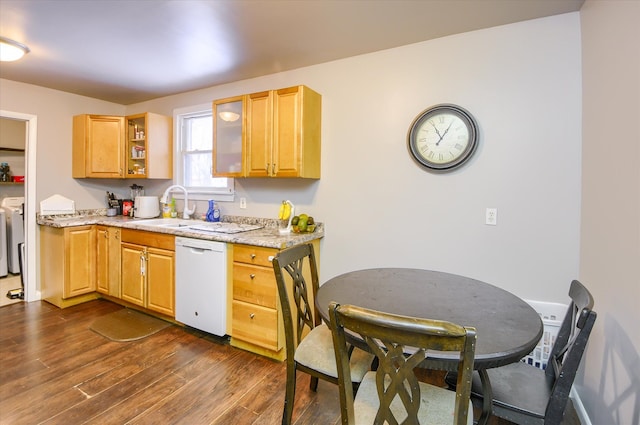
left=298, top=213, right=309, bottom=221
left=307, top=217, right=314, bottom=225
left=291, top=216, right=299, bottom=225
left=297, top=221, right=308, bottom=232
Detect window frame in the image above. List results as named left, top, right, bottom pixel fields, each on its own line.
left=173, top=103, right=234, bottom=202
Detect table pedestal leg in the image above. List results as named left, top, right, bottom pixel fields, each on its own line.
left=477, top=369, right=493, bottom=425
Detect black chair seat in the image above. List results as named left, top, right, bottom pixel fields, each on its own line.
left=446, top=279, right=597, bottom=425
left=471, top=362, right=552, bottom=420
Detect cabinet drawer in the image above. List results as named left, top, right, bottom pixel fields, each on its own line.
left=233, top=244, right=276, bottom=267
left=121, top=228, right=174, bottom=251
left=232, top=263, right=277, bottom=308
left=232, top=300, right=279, bottom=351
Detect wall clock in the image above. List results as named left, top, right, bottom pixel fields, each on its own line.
left=407, top=104, right=479, bottom=171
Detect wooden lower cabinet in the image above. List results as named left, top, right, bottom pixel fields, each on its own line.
left=228, top=239, right=320, bottom=360
left=120, top=229, right=175, bottom=317
left=40, top=225, right=98, bottom=308
left=96, top=225, right=121, bottom=297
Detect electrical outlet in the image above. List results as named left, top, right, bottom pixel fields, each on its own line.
left=240, top=197, right=247, bottom=209
left=486, top=208, right=497, bottom=225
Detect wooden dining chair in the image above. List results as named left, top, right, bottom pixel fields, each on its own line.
left=273, top=244, right=374, bottom=425
left=328, top=301, right=477, bottom=425
left=446, top=279, right=597, bottom=425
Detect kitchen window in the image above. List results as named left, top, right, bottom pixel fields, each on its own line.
left=174, top=104, right=234, bottom=201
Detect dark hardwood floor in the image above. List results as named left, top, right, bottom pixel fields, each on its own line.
left=0, top=299, right=520, bottom=425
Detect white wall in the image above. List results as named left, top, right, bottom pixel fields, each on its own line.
left=1, top=13, right=582, bottom=303
left=0, top=80, right=129, bottom=207
left=127, top=13, right=583, bottom=303
left=579, top=1, right=640, bottom=423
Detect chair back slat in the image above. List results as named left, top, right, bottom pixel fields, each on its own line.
left=273, top=243, right=321, bottom=354
left=329, top=302, right=476, bottom=425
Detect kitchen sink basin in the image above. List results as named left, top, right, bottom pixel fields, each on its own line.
left=135, top=218, right=195, bottom=228
left=135, top=218, right=265, bottom=234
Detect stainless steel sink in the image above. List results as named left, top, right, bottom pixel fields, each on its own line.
left=134, top=218, right=264, bottom=234
left=135, top=218, right=195, bottom=228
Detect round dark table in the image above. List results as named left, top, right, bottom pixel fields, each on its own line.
left=315, top=268, right=543, bottom=424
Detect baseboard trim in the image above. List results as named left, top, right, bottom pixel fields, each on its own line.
left=571, top=387, right=592, bottom=425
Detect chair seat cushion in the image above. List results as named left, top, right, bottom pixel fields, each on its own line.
left=354, top=371, right=473, bottom=425
left=471, top=362, right=552, bottom=419
left=294, top=323, right=374, bottom=382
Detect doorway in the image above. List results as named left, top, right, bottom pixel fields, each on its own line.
left=0, top=110, right=37, bottom=303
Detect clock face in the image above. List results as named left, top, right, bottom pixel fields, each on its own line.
left=407, top=104, right=478, bottom=171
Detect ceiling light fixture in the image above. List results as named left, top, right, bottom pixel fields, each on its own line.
left=0, top=36, right=30, bottom=62
left=218, top=111, right=240, bottom=122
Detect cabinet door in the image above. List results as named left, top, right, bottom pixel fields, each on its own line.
left=121, top=242, right=145, bottom=307
left=213, top=96, right=245, bottom=177
left=245, top=90, right=273, bottom=177
left=146, top=247, right=175, bottom=316
left=274, top=86, right=321, bottom=178
left=108, top=228, right=122, bottom=297
left=96, top=226, right=109, bottom=294
left=97, top=226, right=122, bottom=297
left=73, top=115, right=125, bottom=178
left=64, top=226, right=96, bottom=298
left=272, top=86, right=301, bottom=177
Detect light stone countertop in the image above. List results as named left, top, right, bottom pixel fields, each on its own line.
left=37, top=210, right=323, bottom=249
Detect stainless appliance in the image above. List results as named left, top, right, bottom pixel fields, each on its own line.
left=1, top=197, right=23, bottom=273
left=175, top=237, right=227, bottom=336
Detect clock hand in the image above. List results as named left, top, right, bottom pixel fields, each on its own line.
left=430, top=122, right=443, bottom=140
left=435, top=120, right=454, bottom=146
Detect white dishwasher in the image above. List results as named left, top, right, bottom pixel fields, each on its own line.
left=175, top=237, right=227, bottom=337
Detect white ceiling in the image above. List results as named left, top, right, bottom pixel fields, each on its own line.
left=0, top=0, right=584, bottom=105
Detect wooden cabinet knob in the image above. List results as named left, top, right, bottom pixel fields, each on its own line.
left=249, top=313, right=255, bottom=319
left=250, top=274, right=256, bottom=279
left=250, top=253, right=256, bottom=260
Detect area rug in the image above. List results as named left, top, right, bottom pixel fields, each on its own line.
left=90, top=308, right=171, bottom=342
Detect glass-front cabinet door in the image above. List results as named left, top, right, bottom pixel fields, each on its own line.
left=213, top=96, right=245, bottom=177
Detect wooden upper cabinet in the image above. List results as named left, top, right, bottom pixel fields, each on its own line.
left=125, top=113, right=172, bottom=179
left=73, top=112, right=172, bottom=179
left=247, top=85, right=321, bottom=178
left=213, top=85, right=321, bottom=179
left=73, top=115, right=125, bottom=178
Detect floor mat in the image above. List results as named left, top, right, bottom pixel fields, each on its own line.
left=90, top=308, right=171, bottom=342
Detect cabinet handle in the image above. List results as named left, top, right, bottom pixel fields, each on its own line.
left=265, top=164, right=270, bottom=174
left=272, top=163, right=276, bottom=176
left=250, top=254, right=256, bottom=260
left=115, top=229, right=120, bottom=240
left=250, top=273, right=256, bottom=279
left=119, top=168, right=123, bottom=176
left=104, top=229, right=109, bottom=238
left=249, top=313, right=255, bottom=319
left=140, top=251, right=147, bottom=276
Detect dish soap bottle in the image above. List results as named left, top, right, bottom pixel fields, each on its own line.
left=206, top=200, right=220, bottom=222
left=170, top=197, right=177, bottom=218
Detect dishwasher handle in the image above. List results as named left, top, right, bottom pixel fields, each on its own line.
left=175, top=237, right=226, bottom=252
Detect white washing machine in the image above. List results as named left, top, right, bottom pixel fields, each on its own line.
left=0, top=210, right=7, bottom=277
left=2, top=197, right=24, bottom=274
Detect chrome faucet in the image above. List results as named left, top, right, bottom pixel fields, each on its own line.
left=160, top=185, right=194, bottom=219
